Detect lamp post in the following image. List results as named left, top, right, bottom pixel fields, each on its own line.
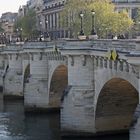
left=20, top=28, right=23, bottom=41
left=105, top=27, right=108, bottom=39
left=39, top=21, right=42, bottom=33
left=16, top=28, right=19, bottom=41
left=45, top=20, right=48, bottom=30
left=79, top=11, right=84, bottom=35
left=39, top=21, right=43, bottom=41
left=91, top=10, right=96, bottom=35
left=45, top=20, right=49, bottom=38
left=16, top=28, right=22, bottom=41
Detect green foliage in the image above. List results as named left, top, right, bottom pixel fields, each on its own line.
left=14, top=17, right=22, bottom=31
left=60, top=0, right=133, bottom=38
left=60, top=0, right=90, bottom=38
left=21, top=9, right=36, bottom=37
left=14, top=9, right=36, bottom=38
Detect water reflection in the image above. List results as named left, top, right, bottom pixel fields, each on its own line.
left=0, top=99, right=129, bottom=140
left=62, top=134, right=129, bottom=140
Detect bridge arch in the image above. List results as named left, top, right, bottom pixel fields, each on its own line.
left=94, top=68, right=139, bottom=106
left=95, top=77, right=139, bottom=133
left=48, top=64, right=68, bottom=108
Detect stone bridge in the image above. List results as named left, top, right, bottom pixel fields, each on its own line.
left=0, top=40, right=140, bottom=138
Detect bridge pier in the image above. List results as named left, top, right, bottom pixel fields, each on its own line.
left=130, top=104, right=140, bottom=140
left=61, top=86, right=95, bottom=135
left=4, top=54, right=23, bottom=97
left=24, top=53, right=49, bottom=110
left=61, top=55, right=96, bottom=135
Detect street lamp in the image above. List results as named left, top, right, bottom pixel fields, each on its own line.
left=20, top=28, right=23, bottom=41
left=16, top=28, right=23, bottom=41
left=39, top=21, right=43, bottom=41
left=91, top=10, right=96, bottom=35
left=79, top=11, right=84, bottom=35
left=40, top=21, right=42, bottom=25
left=45, top=20, right=48, bottom=30
left=45, top=20, right=49, bottom=38
left=105, top=27, right=108, bottom=39
left=39, top=21, right=42, bottom=32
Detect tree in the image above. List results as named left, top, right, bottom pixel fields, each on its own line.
left=60, top=0, right=133, bottom=38
left=14, top=9, right=37, bottom=38
left=60, top=0, right=90, bottom=38
left=107, top=10, right=133, bottom=38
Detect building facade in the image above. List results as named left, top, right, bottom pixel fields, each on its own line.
left=113, top=0, right=140, bottom=18
left=1, top=0, right=140, bottom=41
left=35, top=0, right=140, bottom=39
left=37, top=0, right=67, bottom=39
left=0, top=12, right=18, bottom=42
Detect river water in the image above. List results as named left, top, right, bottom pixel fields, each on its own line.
left=0, top=99, right=129, bottom=140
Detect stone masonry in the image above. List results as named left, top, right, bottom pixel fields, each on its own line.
left=0, top=40, right=140, bottom=138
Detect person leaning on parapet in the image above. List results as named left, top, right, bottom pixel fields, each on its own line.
left=118, top=34, right=125, bottom=39
left=113, top=35, right=118, bottom=40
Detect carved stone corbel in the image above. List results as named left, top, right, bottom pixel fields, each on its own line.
left=81, top=55, right=86, bottom=66
left=29, top=53, right=33, bottom=61
left=114, top=60, right=118, bottom=71
left=104, top=58, right=107, bottom=68
left=69, top=55, right=74, bottom=66
left=99, top=57, right=103, bottom=68
left=124, top=62, right=129, bottom=72
left=39, top=52, right=43, bottom=60
left=119, top=60, right=123, bottom=71
left=64, top=57, right=68, bottom=65
left=9, top=54, right=12, bottom=60
left=95, top=56, right=99, bottom=67
left=131, top=65, right=139, bottom=78
left=15, top=54, right=18, bottom=60
left=109, top=60, right=112, bottom=69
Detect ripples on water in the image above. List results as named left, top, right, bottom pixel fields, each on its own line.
left=0, top=99, right=129, bottom=140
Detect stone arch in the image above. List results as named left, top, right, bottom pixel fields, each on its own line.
left=95, top=77, right=139, bottom=134
left=49, top=65, right=68, bottom=108
left=94, top=68, right=139, bottom=106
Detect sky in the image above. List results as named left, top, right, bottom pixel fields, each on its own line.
left=0, top=0, right=28, bottom=17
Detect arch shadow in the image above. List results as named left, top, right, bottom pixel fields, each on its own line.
left=95, top=78, right=139, bottom=134
left=49, top=65, right=68, bottom=108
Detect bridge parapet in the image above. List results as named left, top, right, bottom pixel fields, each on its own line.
left=49, top=39, right=140, bottom=55
left=23, top=42, right=49, bottom=49
left=92, top=39, right=136, bottom=52
left=0, top=39, right=139, bottom=53
left=3, top=44, right=23, bottom=52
